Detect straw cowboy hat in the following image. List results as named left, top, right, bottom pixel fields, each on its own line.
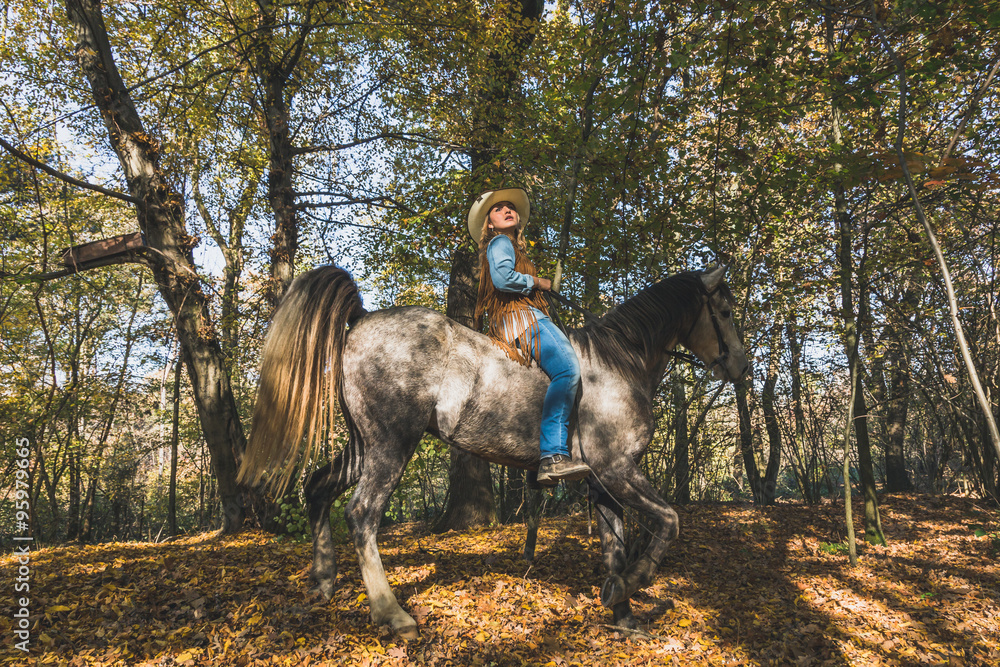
left=467, top=187, right=531, bottom=244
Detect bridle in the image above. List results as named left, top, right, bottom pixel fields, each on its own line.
left=666, top=282, right=731, bottom=374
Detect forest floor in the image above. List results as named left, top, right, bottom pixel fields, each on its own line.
left=3, top=493, right=998, bottom=666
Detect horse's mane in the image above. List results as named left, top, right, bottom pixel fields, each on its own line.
left=573, top=271, right=726, bottom=386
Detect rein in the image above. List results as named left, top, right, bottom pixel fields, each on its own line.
left=546, top=289, right=600, bottom=324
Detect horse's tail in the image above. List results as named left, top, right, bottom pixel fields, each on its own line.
left=239, top=265, right=366, bottom=495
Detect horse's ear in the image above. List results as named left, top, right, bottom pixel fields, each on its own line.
left=701, top=265, right=727, bottom=291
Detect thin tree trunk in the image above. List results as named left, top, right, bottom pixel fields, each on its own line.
left=735, top=382, right=765, bottom=503
left=827, top=10, right=885, bottom=546
left=759, top=352, right=783, bottom=504
left=867, top=0, right=1000, bottom=464
left=168, top=350, right=182, bottom=537
left=884, top=338, right=915, bottom=492
left=842, top=352, right=859, bottom=567
left=786, top=320, right=816, bottom=503
left=673, top=380, right=690, bottom=504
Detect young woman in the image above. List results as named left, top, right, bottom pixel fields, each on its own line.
left=468, top=187, right=592, bottom=486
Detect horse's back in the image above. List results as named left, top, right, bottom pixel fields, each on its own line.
left=340, top=306, right=548, bottom=467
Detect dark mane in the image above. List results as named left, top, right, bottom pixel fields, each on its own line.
left=573, top=272, right=717, bottom=386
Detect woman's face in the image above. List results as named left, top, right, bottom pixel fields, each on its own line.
left=488, top=201, right=520, bottom=233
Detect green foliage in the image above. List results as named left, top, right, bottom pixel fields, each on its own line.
left=968, top=524, right=1000, bottom=555
left=818, top=541, right=850, bottom=556
left=276, top=501, right=311, bottom=543
left=2, top=0, right=1000, bottom=544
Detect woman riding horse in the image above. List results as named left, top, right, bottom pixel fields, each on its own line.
left=469, top=187, right=591, bottom=486
left=238, top=199, right=750, bottom=639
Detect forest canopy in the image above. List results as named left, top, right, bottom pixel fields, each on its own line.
left=1, top=0, right=999, bottom=545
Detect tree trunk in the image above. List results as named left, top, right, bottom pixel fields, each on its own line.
left=884, top=341, right=914, bottom=492
left=759, top=346, right=783, bottom=504
left=736, top=386, right=781, bottom=506
left=256, top=0, right=304, bottom=310
left=736, top=330, right=781, bottom=506
left=786, top=320, right=816, bottom=504
left=673, top=380, right=690, bottom=504
left=436, top=0, right=545, bottom=531
left=834, top=181, right=885, bottom=545
left=827, top=10, right=885, bottom=546
left=735, top=382, right=765, bottom=504
left=65, top=0, right=245, bottom=533
left=168, top=351, right=182, bottom=537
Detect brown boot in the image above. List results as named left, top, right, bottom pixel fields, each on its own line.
left=537, top=454, right=592, bottom=486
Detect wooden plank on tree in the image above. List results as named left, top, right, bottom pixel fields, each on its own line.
left=61, top=232, right=145, bottom=271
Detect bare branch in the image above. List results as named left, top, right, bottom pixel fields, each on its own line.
left=0, top=250, right=150, bottom=283
left=0, top=136, right=139, bottom=204
left=292, top=132, right=465, bottom=156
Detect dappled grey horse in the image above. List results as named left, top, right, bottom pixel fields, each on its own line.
left=239, top=265, right=749, bottom=639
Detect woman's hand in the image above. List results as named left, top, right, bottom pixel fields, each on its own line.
left=535, top=277, right=552, bottom=292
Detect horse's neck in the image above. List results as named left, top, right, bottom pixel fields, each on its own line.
left=644, top=334, right=681, bottom=397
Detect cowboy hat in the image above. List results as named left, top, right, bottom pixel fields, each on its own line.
left=467, top=187, right=530, bottom=244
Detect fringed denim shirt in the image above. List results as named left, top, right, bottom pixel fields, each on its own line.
left=486, top=235, right=551, bottom=342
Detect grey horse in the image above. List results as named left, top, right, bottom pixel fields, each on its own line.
left=239, top=264, right=749, bottom=639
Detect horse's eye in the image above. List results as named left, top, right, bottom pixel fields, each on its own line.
left=721, top=310, right=732, bottom=319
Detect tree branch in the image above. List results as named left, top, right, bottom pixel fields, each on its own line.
left=0, top=250, right=150, bottom=282
left=292, top=132, right=464, bottom=156
left=0, top=136, right=139, bottom=204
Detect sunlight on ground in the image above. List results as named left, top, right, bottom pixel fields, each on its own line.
left=2, top=495, right=996, bottom=666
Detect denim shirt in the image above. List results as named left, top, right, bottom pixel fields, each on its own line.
left=486, top=235, right=549, bottom=340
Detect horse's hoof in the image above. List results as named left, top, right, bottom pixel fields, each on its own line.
left=377, top=609, right=420, bottom=641
left=600, top=575, right=626, bottom=608
left=310, top=578, right=335, bottom=601
left=615, top=612, right=640, bottom=631
left=394, top=622, right=420, bottom=641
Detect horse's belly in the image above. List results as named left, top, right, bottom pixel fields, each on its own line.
left=436, top=327, right=549, bottom=467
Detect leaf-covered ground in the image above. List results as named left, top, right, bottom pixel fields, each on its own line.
left=3, top=494, right=998, bottom=666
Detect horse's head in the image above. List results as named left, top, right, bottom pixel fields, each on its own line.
left=679, top=266, right=750, bottom=383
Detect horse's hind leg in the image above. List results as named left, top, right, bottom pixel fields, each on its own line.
left=305, top=434, right=363, bottom=599
left=589, top=482, right=640, bottom=629
left=593, top=463, right=680, bottom=610
left=344, top=428, right=423, bottom=640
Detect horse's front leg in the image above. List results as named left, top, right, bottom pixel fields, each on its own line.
left=589, top=482, right=639, bottom=630
left=594, top=464, right=679, bottom=610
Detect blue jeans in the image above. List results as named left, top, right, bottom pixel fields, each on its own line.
left=522, top=317, right=581, bottom=459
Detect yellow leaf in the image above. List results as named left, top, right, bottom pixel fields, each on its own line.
left=46, top=605, right=72, bottom=613
left=678, top=618, right=692, bottom=627
left=357, top=592, right=367, bottom=604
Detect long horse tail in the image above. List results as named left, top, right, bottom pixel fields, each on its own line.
left=239, top=265, right=366, bottom=495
